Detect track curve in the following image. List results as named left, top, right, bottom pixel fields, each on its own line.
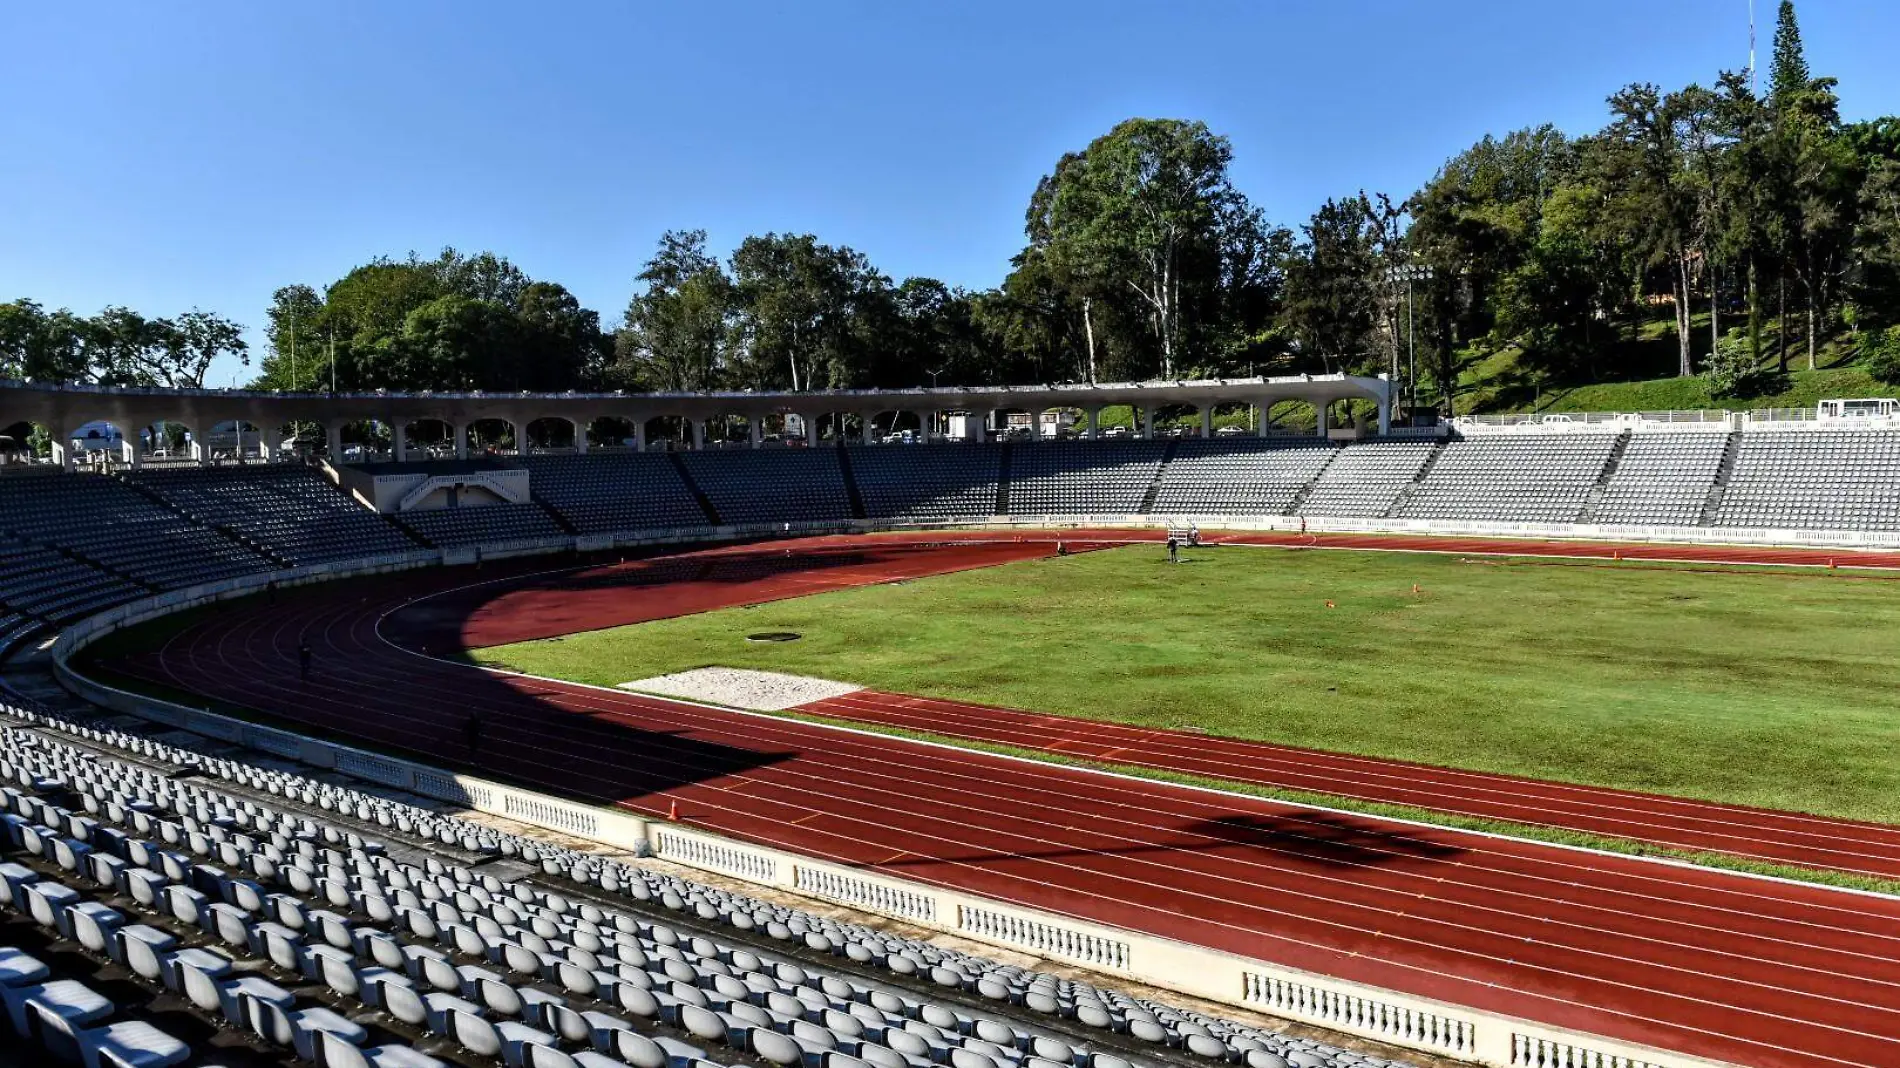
left=97, top=533, right=1900, bottom=1068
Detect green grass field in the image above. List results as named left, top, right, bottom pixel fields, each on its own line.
left=471, top=545, right=1900, bottom=825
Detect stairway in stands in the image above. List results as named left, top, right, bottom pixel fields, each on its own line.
left=1379, top=438, right=1449, bottom=519
left=1578, top=430, right=1632, bottom=524
left=668, top=452, right=722, bottom=526
left=1135, top=440, right=1181, bottom=515
left=1698, top=430, right=1743, bottom=525
left=1284, top=445, right=1343, bottom=515
left=993, top=443, right=1013, bottom=515
left=833, top=445, right=869, bottom=520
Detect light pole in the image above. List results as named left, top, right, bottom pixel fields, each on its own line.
left=1382, top=264, right=1433, bottom=422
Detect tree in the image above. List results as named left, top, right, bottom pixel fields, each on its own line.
left=1029, top=119, right=1263, bottom=379
left=1767, top=1, right=1810, bottom=112
left=0, top=300, right=91, bottom=383
left=727, top=234, right=892, bottom=391
left=1281, top=194, right=1386, bottom=374
left=614, top=231, right=734, bottom=392
left=258, top=285, right=329, bottom=390
left=1597, top=83, right=1703, bottom=376
left=158, top=310, right=249, bottom=389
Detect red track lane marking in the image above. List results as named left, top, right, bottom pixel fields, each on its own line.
left=99, top=534, right=1900, bottom=1068
left=800, top=688, right=1900, bottom=879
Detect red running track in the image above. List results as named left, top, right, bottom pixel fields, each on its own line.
left=800, top=689, right=1900, bottom=883
left=93, top=536, right=1900, bottom=1068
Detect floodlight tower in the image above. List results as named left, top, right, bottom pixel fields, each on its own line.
left=1382, top=264, right=1434, bottom=420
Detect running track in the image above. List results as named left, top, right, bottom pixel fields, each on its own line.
left=99, top=535, right=1900, bottom=1068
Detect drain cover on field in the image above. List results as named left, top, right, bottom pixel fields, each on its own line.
left=621, top=667, right=861, bottom=710
left=746, top=631, right=802, bottom=642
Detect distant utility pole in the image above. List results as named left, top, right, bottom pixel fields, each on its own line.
left=1383, top=264, right=1434, bottom=420
left=1749, top=0, right=1757, bottom=92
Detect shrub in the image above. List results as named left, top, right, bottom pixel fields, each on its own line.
left=1865, top=325, right=1900, bottom=387
left=1702, top=330, right=1785, bottom=399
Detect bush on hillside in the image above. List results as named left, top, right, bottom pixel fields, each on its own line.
left=1702, top=330, right=1786, bottom=399
left=1865, top=325, right=1900, bottom=387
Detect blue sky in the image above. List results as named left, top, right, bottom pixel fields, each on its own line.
left=4, top=1, right=1896, bottom=387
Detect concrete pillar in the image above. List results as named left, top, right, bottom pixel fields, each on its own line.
left=861, top=413, right=877, bottom=445
left=968, top=409, right=990, bottom=443
left=453, top=423, right=468, bottom=460
left=1315, top=401, right=1331, bottom=439
left=1377, top=398, right=1392, bottom=436
left=189, top=437, right=208, bottom=466
left=393, top=423, right=409, bottom=463
left=326, top=423, right=344, bottom=460
left=1086, top=408, right=1100, bottom=440
left=1258, top=401, right=1272, bottom=437
left=512, top=421, right=530, bottom=457
left=259, top=434, right=279, bottom=463
left=632, top=418, right=648, bottom=452
left=50, top=438, right=72, bottom=471
left=749, top=415, right=763, bottom=449
left=802, top=414, right=819, bottom=448
left=1201, top=407, right=1214, bottom=439
left=1138, top=406, right=1153, bottom=440
left=575, top=418, right=590, bottom=454
left=689, top=418, right=704, bottom=450
left=120, top=437, right=142, bottom=470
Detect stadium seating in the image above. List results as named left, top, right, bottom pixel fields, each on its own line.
left=126, top=464, right=418, bottom=565
left=1006, top=441, right=1169, bottom=515
left=516, top=454, right=709, bottom=533
left=0, top=473, right=274, bottom=590
left=1150, top=438, right=1337, bottom=516
left=848, top=445, right=1003, bottom=520
left=395, top=503, right=567, bottom=548
left=1713, top=428, right=1900, bottom=531
left=681, top=449, right=852, bottom=525
left=1593, top=431, right=1731, bottom=527
left=0, top=539, right=145, bottom=625
left=1392, top=433, right=1621, bottom=523
left=0, top=699, right=1404, bottom=1068
left=1296, top=440, right=1439, bottom=518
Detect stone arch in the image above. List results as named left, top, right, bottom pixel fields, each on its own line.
left=640, top=415, right=688, bottom=451
left=588, top=416, right=636, bottom=450
left=1040, top=405, right=1086, bottom=441
left=524, top=416, right=578, bottom=453
left=204, top=419, right=268, bottom=463
left=993, top=406, right=1035, bottom=442
left=463, top=418, right=517, bottom=457
left=399, top=418, right=456, bottom=461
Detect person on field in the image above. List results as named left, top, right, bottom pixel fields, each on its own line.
left=463, top=710, right=485, bottom=760
left=1166, top=535, right=1179, bottom=564
left=297, top=642, right=312, bottom=681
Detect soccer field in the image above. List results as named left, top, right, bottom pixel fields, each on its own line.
left=471, top=544, right=1900, bottom=824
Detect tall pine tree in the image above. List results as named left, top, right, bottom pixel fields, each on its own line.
left=1767, top=1, right=1809, bottom=109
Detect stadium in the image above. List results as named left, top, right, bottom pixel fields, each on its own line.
left=0, top=373, right=1896, bottom=1068
left=14, top=2, right=1900, bottom=1066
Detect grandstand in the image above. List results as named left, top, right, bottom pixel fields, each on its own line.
left=0, top=695, right=1399, bottom=1068
left=5, top=379, right=1900, bottom=1068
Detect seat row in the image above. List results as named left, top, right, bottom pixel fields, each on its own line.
left=0, top=699, right=1399, bottom=1068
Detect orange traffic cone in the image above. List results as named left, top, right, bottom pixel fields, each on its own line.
left=1411, top=584, right=1420, bottom=595
left=667, top=800, right=679, bottom=821
left=1612, top=550, right=1621, bottom=561
left=1828, top=558, right=1837, bottom=570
